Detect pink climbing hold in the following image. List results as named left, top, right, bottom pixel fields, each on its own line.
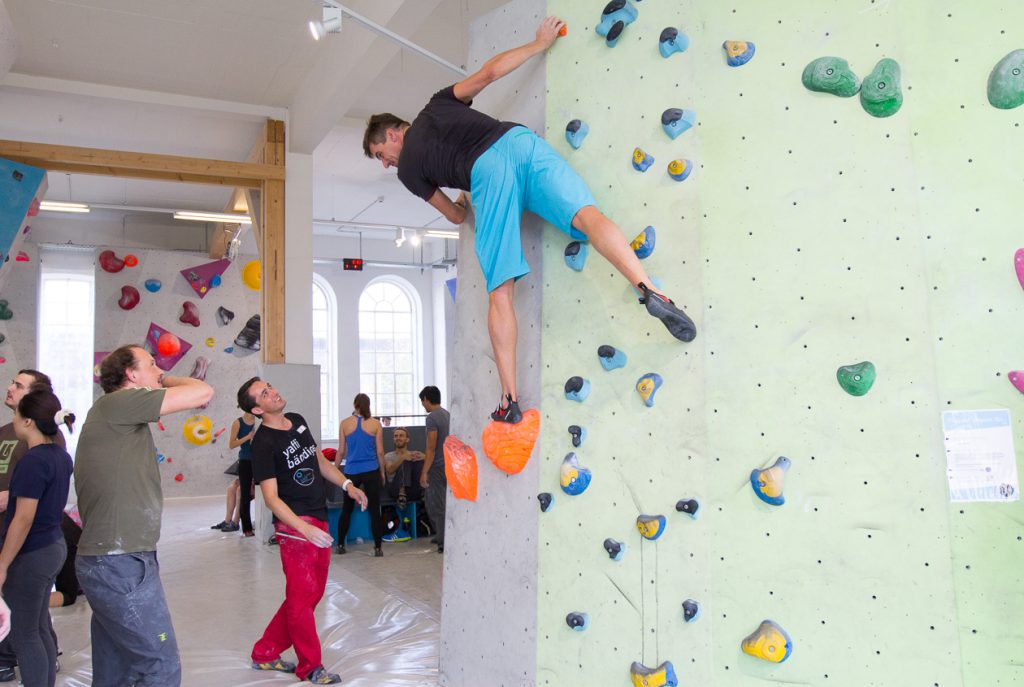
left=15, top=251, right=29, bottom=262
left=118, top=285, right=140, bottom=310
left=1015, top=249, right=1024, bottom=291
left=180, top=301, right=201, bottom=327
left=1009, top=370, right=1024, bottom=395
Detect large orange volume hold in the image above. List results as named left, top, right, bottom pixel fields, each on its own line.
left=482, top=408, right=541, bottom=475
left=443, top=435, right=478, bottom=501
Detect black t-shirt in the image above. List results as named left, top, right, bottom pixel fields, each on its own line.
left=251, top=413, right=327, bottom=522
left=7, top=443, right=73, bottom=554
left=397, top=85, right=519, bottom=200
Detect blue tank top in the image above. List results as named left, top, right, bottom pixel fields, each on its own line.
left=344, top=416, right=378, bottom=474
left=237, top=418, right=255, bottom=461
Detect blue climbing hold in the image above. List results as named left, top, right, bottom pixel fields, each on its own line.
left=659, top=27, right=689, bottom=58
left=750, top=456, right=791, bottom=506
left=564, top=376, right=591, bottom=403
left=682, top=599, right=701, bottom=623
left=568, top=425, right=587, bottom=448
left=560, top=453, right=592, bottom=496
left=144, top=279, right=162, bottom=293
left=604, top=538, right=626, bottom=561
left=223, top=346, right=234, bottom=354
left=564, top=241, right=588, bottom=272
left=597, top=344, right=627, bottom=371
left=565, top=119, right=589, bottom=149
left=675, top=498, right=700, bottom=519
left=636, top=514, right=666, bottom=540
left=210, top=274, right=222, bottom=288
left=723, top=40, right=755, bottom=67
left=636, top=372, right=663, bottom=407
left=596, top=1, right=638, bottom=40
left=661, top=108, right=696, bottom=140
left=630, top=226, right=656, bottom=259
left=667, top=159, right=693, bottom=182
left=538, top=492, right=554, bottom=512
left=632, top=147, right=655, bottom=172
left=566, top=612, right=590, bottom=632
left=630, top=661, right=678, bottom=687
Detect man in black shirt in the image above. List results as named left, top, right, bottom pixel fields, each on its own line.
left=238, top=377, right=368, bottom=685
left=362, top=16, right=697, bottom=425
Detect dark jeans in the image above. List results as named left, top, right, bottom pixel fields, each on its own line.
left=384, top=461, right=424, bottom=502
left=338, top=470, right=383, bottom=547
left=425, top=467, right=447, bottom=546
left=3, top=538, right=65, bottom=687
left=76, top=551, right=181, bottom=687
left=238, top=459, right=254, bottom=533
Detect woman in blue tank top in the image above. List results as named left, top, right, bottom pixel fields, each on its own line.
left=336, top=394, right=386, bottom=556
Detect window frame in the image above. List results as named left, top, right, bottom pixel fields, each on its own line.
left=311, top=272, right=339, bottom=441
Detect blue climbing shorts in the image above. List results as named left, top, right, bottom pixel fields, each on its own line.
left=470, top=126, right=596, bottom=292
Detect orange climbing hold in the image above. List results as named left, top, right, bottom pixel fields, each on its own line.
left=482, top=408, right=540, bottom=475
left=558, top=25, right=567, bottom=36
left=443, top=435, right=478, bottom=501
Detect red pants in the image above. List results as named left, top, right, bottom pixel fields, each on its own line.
left=251, top=517, right=331, bottom=680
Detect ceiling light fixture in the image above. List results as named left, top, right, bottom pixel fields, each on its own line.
left=39, top=200, right=90, bottom=214
left=394, top=227, right=406, bottom=247
left=173, top=211, right=252, bottom=225
left=425, top=230, right=459, bottom=239
left=309, top=7, right=342, bottom=41
left=409, top=231, right=421, bottom=247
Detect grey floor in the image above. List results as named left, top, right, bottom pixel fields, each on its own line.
left=50, top=496, right=442, bottom=686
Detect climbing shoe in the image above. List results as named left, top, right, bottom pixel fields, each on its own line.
left=490, top=394, right=523, bottom=424
left=221, top=522, right=240, bottom=532
left=638, top=283, right=697, bottom=342
left=306, top=666, right=342, bottom=684
left=252, top=658, right=296, bottom=673
left=210, top=520, right=229, bottom=530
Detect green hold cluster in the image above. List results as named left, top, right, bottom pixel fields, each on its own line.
left=988, top=49, right=1024, bottom=110
left=860, top=58, right=903, bottom=118
left=802, top=57, right=861, bottom=97
left=836, top=361, right=876, bottom=396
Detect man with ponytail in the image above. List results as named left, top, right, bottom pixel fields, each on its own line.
left=74, top=345, right=213, bottom=687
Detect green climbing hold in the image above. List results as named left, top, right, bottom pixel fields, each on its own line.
left=802, top=57, right=860, bottom=97
left=0, top=301, right=12, bottom=321
left=860, top=58, right=903, bottom=118
left=836, top=361, right=876, bottom=396
left=987, top=49, right=1024, bottom=110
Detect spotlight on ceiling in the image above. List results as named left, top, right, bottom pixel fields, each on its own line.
left=409, top=231, right=421, bottom=247
left=394, top=227, right=406, bottom=247
left=309, top=7, right=342, bottom=41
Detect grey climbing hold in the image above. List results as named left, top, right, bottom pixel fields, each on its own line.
left=568, top=425, right=587, bottom=448
left=538, top=492, right=553, bottom=512
left=603, top=538, right=625, bottom=561
left=675, top=498, right=699, bottom=519
left=682, top=599, right=701, bottom=623
left=566, top=612, right=590, bottom=631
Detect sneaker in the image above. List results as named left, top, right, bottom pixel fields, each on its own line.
left=638, top=283, right=697, bottom=342
left=383, top=530, right=411, bottom=543
left=252, top=658, right=296, bottom=673
left=490, top=394, right=523, bottom=424
left=0, top=666, right=15, bottom=682
left=374, top=547, right=384, bottom=557
left=336, top=544, right=346, bottom=554
left=306, top=666, right=342, bottom=684
left=222, top=522, right=240, bottom=532
left=210, top=520, right=229, bottom=530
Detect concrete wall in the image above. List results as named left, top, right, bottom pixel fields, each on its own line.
left=439, top=0, right=546, bottom=684
left=534, top=1, right=1024, bottom=685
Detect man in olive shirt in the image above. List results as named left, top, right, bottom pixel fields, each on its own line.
left=74, top=345, right=213, bottom=687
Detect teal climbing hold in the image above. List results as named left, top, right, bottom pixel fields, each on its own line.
left=860, top=58, right=903, bottom=118
left=629, top=661, right=677, bottom=687
left=630, top=226, right=655, bottom=259
left=596, top=1, right=638, bottom=43
left=566, top=612, right=590, bottom=632
left=659, top=27, right=689, bottom=58
left=565, top=119, right=589, bottom=149
left=632, top=147, right=655, bottom=172
left=988, top=49, right=1024, bottom=109
left=565, top=376, right=590, bottom=402
left=636, top=372, right=662, bottom=407
left=802, top=57, right=861, bottom=97
left=750, top=456, right=791, bottom=506
left=568, top=425, right=587, bottom=448
left=661, top=108, right=696, bottom=140
left=836, top=361, right=876, bottom=396
left=560, top=453, right=592, bottom=496
left=564, top=241, right=588, bottom=272
left=636, top=514, right=666, bottom=540
left=597, top=344, right=627, bottom=371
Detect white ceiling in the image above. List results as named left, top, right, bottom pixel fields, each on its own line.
left=0, top=0, right=507, bottom=237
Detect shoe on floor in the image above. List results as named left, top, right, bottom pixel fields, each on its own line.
left=437, top=545, right=444, bottom=553
left=382, top=530, right=411, bottom=543
left=307, top=666, right=342, bottom=684
left=221, top=522, right=240, bottom=532
left=268, top=535, right=279, bottom=546
left=638, top=283, right=697, bottom=342
left=252, top=658, right=296, bottom=673
left=490, top=394, right=523, bottom=424
left=243, top=530, right=255, bottom=537
left=336, top=544, right=346, bottom=554
left=0, top=666, right=15, bottom=682
left=210, top=520, right=229, bottom=530
left=374, top=547, right=384, bottom=557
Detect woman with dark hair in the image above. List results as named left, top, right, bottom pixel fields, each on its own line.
left=335, top=394, right=386, bottom=556
left=0, top=390, right=73, bottom=687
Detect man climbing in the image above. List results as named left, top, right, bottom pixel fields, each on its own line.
left=363, top=15, right=696, bottom=424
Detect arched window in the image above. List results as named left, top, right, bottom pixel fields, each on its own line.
left=312, top=273, right=338, bottom=440
left=358, top=277, right=422, bottom=421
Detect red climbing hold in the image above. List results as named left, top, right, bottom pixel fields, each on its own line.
left=98, top=250, right=125, bottom=273
left=179, top=301, right=200, bottom=327
left=443, top=436, right=478, bottom=501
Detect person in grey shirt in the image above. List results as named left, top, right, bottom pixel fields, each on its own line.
left=418, top=386, right=449, bottom=553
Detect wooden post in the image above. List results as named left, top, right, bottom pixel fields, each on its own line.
left=255, top=120, right=286, bottom=364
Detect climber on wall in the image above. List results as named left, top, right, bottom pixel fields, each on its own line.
left=362, top=15, right=696, bottom=424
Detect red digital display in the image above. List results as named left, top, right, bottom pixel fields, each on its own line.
left=343, top=258, right=364, bottom=271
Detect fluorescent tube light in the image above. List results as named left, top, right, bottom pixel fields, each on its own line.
left=425, top=230, right=459, bottom=239
left=39, top=201, right=90, bottom=214
left=173, top=211, right=252, bottom=224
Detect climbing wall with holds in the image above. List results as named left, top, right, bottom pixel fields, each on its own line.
left=534, top=0, right=1024, bottom=685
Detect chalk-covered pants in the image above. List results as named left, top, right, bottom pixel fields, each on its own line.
left=76, top=551, right=181, bottom=687
left=251, top=517, right=331, bottom=680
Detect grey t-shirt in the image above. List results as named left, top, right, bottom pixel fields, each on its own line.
left=75, top=387, right=166, bottom=556
left=424, top=408, right=450, bottom=476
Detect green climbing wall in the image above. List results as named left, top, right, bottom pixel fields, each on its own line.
left=537, top=1, right=1024, bottom=685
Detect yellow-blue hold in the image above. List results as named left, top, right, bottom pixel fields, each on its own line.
left=629, top=660, right=678, bottom=687
left=741, top=619, right=793, bottom=663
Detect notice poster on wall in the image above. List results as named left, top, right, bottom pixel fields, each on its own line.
left=941, top=409, right=1020, bottom=503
